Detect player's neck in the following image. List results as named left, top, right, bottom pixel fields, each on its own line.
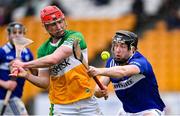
left=52, top=37, right=61, bottom=43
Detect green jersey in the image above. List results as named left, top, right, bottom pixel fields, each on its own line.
left=37, top=30, right=93, bottom=104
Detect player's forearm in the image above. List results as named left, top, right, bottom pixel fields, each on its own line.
left=23, top=46, right=72, bottom=68
left=23, top=54, right=59, bottom=68
left=99, top=67, right=126, bottom=78
left=26, top=73, right=49, bottom=89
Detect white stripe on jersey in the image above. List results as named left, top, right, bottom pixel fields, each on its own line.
left=113, top=74, right=145, bottom=90
left=0, top=62, right=9, bottom=70
left=49, top=49, right=88, bottom=78
left=2, top=44, right=11, bottom=54
left=7, top=42, right=13, bottom=49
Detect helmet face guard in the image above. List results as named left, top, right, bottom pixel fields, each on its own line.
left=7, top=22, right=26, bottom=45
left=112, top=30, right=138, bottom=50
left=111, top=30, right=138, bottom=62
left=7, top=22, right=26, bottom=35
left=112, top=34, right=131, bottom=48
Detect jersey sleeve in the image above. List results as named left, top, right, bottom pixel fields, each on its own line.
left=129, top=59, right=147, bottom=74
left=37, top=38, right=51, bottom=59
left=62, top=32, right=87, bottom=50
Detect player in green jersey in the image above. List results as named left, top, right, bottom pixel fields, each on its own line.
left=10, top=5, right=102, bottom=115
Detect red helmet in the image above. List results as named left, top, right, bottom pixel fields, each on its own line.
left=40, top=6, right=64, bottom=24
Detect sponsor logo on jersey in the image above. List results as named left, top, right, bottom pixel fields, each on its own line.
left=50, top=58, right=71, bottom=76
left=113, top=74, right=145, bottom=90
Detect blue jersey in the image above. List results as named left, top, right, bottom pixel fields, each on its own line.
left=0, top=42, right=33, bottom=99
left=106, top=51, right=165, bottom=113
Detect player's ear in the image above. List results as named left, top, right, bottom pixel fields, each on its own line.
left=130, top=46, right=135, bottom=54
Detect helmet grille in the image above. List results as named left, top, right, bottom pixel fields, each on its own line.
left=7, top=22, right=25, bottom=34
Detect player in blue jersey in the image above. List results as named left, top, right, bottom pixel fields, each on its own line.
left=88, top=30, right=166, bottom=116
left=0, top=22, right=34, bottom=115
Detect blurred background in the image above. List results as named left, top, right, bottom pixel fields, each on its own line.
left=0, top=0, right=180, bottom=115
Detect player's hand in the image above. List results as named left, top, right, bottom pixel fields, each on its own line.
left=10, top=59, right=25, bottom=68
left=94, top=85, right=108, bottom=98
left=9, top=66, right=29, bottom=79
left=88, top=66, right=101, bottom=77
left=4, top=80, right=17, bottom=91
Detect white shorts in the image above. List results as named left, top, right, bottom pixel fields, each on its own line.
left=119, top=109, right=164, bottom=116
left=0, top=97, right=28, bottom=115
left=50, top=96, right=103, bottom=116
